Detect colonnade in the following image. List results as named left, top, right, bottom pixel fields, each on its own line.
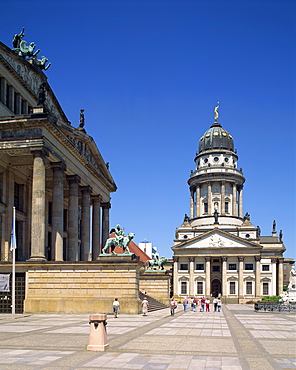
left=189, top=181, right=243, bottom=219
left=29, top=150, right=110, bottom=262
left=173, top=256, right=284, bottom=298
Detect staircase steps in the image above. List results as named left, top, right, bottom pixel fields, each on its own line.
left=139, top=292, right=169, bottom=312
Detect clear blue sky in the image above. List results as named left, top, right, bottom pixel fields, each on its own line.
left=2, top=0, right=295, bottom=260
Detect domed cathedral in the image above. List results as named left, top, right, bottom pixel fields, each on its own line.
left=172, top=104, right=286, bottom=303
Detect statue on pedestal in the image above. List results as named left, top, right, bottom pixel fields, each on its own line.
left=146, top=252, right=167, bottom=270
left=101, top=224, right=134, bottom=255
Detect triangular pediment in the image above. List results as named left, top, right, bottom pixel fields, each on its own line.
left=173, top=229, right=262, bottom=251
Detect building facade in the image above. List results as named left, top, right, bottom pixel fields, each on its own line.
left=0, top=39, right=117, bottom=263
left=172, top=107, right=286, bottom=302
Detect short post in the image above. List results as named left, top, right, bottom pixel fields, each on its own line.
left=87, top=314, right=109, bottom=351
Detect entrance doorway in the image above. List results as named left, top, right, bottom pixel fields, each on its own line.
left=211, top=279, right=221, bottom=297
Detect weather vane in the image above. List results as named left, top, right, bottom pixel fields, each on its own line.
left=214, top=102, right=220, bottom=122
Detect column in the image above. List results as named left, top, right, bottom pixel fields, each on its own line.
left=173, top=256, right=179, bottom=296
left=4, top=168, right=14, bottom=261
left=189, top=257, right=195, bottom=296
left=7, top=85, right=14, bottom=111
left=101, top=202, right=111, bottom=249
left=205, top=257, right=211, bottom=297
left=278, top=258, right=284, bottom=295
left=255, top=256, right=261, bottom=298
left=22, top=100, right=29, bottom=114
left=0, top=77, right=7, bottom=104
left=222, top=256, right=228, bottom=297
left=80, top=185, right=92, bottom=261
left=92, top=195, right=102, bottom=260
left=67, top=175, right=80, bottom=261
left=29, top=148, right=48, bottom=260
left=15, top=93, right=22, bottom=114
left=195, top=185, right=200, bottom=217
left=238, top=256, right=244, bottom=298
left=232, top=183, right=237, bottom=216
left=190, top=188, right=194, bottom=219
left=238, top=185, right=243, bottom=217
left=207, top=182, right=212, bottom=215
left=51, top=162, right=66, bottom=261
left=221, top=181, right=225, bottom=214
left=271, top=258, right=277, bottom=295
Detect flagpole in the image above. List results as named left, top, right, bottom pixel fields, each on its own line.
left=12, top=206, right=16, bottom=319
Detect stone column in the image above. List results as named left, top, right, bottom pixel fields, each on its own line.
left=80, top=185, right=92, bottom=261
left=51, top=162, right=66, bottom=261
left=278, top=258, right=284, bottom=296
left=22, top=100, right=29, bottom=114
left=0, top=77, right=7, bottom=104
left=222, top=256, right=228, bottom=297
left=238, top=256, right=244, bottom=298
left=205, top=257, right=211, bottom=297
left=207, top=182, right=212, bottom=215
left=189, top=257, right=195, bottom=296
left=29, top=148, right=48, bottom=261
left=221, top=181, right=225, bottom=214
left=195, top=185, right=200, bottom=217
left=255, top=256, right=261, bottom=298
left=101, top=202, right=111, bottom=249
left=173, top=256, right=179, bottom=296
left=7, top=85, right=14, bottom=111
left=67, top=175, right=80, bottom=261
left=232, top=183, right=237, bottom=216
left=15, top=93, right=22, bottom=115
left=4, top=168, right=13, bottom=261
left=238, top=185, right=243, bottom=217
left=271, top=258, right=277, bottom=295
left=92, top=195, right=102, bottom=260
left=190, top=188, right=194, bottom=219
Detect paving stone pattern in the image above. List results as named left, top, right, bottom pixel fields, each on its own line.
left=0, top=304, right=295, bottom=369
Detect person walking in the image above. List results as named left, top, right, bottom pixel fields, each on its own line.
left=213, top=297, right=218, bottom=312
left=170, top=298, right=177, bottom=315
left=190, top=297, right=195, bottom=311
left=193, top=297, right=198, bottom=312
left=217, top=298, right=222, bottom=312
left=205, top=298, right=210, bottom=312
left=141, top=296, right=150, bottom=316
left=183, top=297, right=188, bottom=312
left=113, top=298, right=120, bottom=318
left=200, top=297, right=206, bottom=312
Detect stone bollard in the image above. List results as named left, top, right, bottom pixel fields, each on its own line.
left=87, top=314, right=109, bottom=351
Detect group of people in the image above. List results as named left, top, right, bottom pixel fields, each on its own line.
left=170, top=296, right=222, bottom=315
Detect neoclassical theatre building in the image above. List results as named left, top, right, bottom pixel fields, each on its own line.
left=172, top=107, right=286, bottom=302
left=0, top=39, right=117, bottom=264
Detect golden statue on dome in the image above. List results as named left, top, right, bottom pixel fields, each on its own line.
left=214, top=102, right=220, bottom=121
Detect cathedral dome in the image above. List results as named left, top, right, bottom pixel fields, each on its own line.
left=198, top=122, right=234, bottom=153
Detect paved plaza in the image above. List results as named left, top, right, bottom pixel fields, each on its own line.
left=0, top=304, right=295, bottom=369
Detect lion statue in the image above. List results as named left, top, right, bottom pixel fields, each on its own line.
left=146, top=253, right=167, bottom=270
left=102, top=232, right=135, bottom=254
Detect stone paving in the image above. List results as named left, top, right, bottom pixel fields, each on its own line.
left=0, top=304, right=295, bottom=369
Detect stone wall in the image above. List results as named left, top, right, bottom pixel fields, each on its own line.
left=23, top=257, right=143, bottom=314
left=139, top=271, right=170, bottom=305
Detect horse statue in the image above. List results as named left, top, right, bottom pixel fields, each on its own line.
left=146, top=253, right=167, bottom=270
left=18, top=40, right=40, bottom=58
left=35, top=56, right=51, bottom=70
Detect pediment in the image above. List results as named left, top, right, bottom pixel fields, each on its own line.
left=173, top=229, right=261, bottom=251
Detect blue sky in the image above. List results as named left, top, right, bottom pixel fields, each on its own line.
left=2, top=0, right=295, bottom=260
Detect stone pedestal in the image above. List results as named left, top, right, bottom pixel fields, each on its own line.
left=87, top=314, right=109, bottom=351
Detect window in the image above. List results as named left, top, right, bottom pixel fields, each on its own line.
left=230, top=282, right=236, bottom=294
left=204, top=203, right=208, bottom=213
left=48, top=202, right=52, bottom=225
left=181, top=281, right=187, bottom=295
left=14, top=182, right=24, bottom=212
left=196, top=264, right=204, bottom=270
left=262, top=265, right=269, bottom=271
left=213, top=266, right=220, bottom=272
left=229, top=263, right=237, bottom=270
left=225, top=202, right=229, bottom=213
left=263, top=282, right=269, bottom=295
left=245, top=264, right=253, bottom=270
left=213, top=259, right=219, bottom=262
left=246, top=282, right=252, bottom=294
left=197, top=282, right=203, bottom=294
left=180, top=264, right=188, bottom=270
left=63, top=209, right=68, bottom=231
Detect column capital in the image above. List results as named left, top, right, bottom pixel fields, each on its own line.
left=92, top=194, right=102, bottom=204
left=173, top=256, right=179, bottom=263
left=189, top=257, right=195, bottom=263
left=205, top=256, right=211, bottom=262
left=101, top=201, right=111, bottom=209
left=271, top=258, right=277, bottom=263
left=255, top=255, right=261, bottom=262
left=80, top=185, right=92, bottom=194
left=30, top=147, right=49, bottom=158
left=67, top=174, right=81, bottom=185
left=50, top=161, right=66, bottom=172
left=222, top=256, right=228, bottom=262
left=238, top=256, right=245, bottom=262
left=278, top=258, right=284, bottom=264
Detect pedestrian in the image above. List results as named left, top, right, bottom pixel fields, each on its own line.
left=170, top=298, right=177, bottom=315
left=205, top=298, right=210, bottom=312
left=183, top=297, right=188, bottom=312
left=141, top=296, right=150, bottom=316
left=197, top=299, right=202, bottom=312
left=190, top=297, right=195, bottom=311
left=193, top=297, right=198, bottom=312
left=213, top=297, right=218, bottom=312
left=113, top=298, right=120, bottom=318
left=217, top=298, right=222, bottom=312
left=201, top=297, right=206, bottom=311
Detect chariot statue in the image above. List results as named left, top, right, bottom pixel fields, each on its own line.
left=101, top=224, right=134, bottom=255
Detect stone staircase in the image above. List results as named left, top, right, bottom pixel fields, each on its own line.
left=139, top=292, right=169, bottom=312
